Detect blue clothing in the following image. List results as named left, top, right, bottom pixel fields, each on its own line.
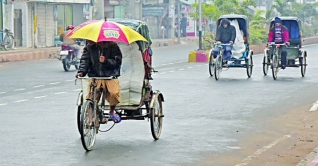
left=181, top=16, right=187, bottom=28
left=212, top=44, right=233, bottom=61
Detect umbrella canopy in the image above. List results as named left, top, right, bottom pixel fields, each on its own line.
left=67, top=18, right=148, bottom=44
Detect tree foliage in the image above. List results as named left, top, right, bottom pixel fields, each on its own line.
left=189, top=0, right=318, bottom=45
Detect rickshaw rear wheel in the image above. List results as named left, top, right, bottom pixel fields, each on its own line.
left=301, top=56, right=306, bottom=77
left=150, top=95, right=163, bottom=140
left=209, top=54, right=214, bottom=77
left=246, top=56, right=253, bottom=78
left=263, top=56, right=270, bottom=76
left=271, top=55, right=278, bottom=80
left=80, top=100, right=97, bottom=151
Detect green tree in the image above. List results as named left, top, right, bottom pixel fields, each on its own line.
left=271, top=0, right=296, bottom=16
left=249, top=10, right=268, bottom=44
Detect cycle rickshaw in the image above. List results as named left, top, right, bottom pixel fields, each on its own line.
left=74, top=19, right=164, bottom=151
left=263, top=16, right=307, bottom=80
left=209, top=14, right=254, bottom=80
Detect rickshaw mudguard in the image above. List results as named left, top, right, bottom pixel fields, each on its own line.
left=77, top=91, right=83, bottom=106
left=149, top=90, right=164, bottom=108
left=301, top=50, right=307, bottom=58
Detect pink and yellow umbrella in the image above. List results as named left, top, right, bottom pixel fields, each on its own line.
left=67, top=18, right=147, bottom=44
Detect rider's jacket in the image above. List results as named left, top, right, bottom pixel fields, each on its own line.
left=59, top=30, right=76, bottom=45
left=215, top=19, right=236, bottom=43
left=268, top=25, right=290, bottom=44
left=78, top=42, right=122, bottom=77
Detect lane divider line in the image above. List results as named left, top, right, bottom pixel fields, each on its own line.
left=0, top=92, right=6, bottom=94
left=72, top=89, right=81, bottom=91
left=34, top=95, right=47, bottom=99
left=54, top=92, right=67, bottom=95
left=33, top=85, right=44, bottom=88
left=14, top=88, right=26, bottom=91
left=235, top=135, right=291, bottom=166
left=49, top=82, right=61, bottom=85
left=14, top=99, right=28, bottom=103
left=65, top=80, right=73, bottom=82
left=309, top=100, right=318, bottom=111
left=0, top=103, right=7, bottom=106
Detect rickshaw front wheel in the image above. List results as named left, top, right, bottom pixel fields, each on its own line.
left=80, top=100, right=97, bottom=151
left=209, top=54, right=214, bottom=77
left=271, top=55, right=279, bottom=80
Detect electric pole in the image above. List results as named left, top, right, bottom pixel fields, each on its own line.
left=198, top=0, right=203, bottom=50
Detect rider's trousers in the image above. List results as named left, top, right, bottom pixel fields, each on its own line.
left=212, top=45, right=233, bottom=61
left=69, top=44, right=81, bottom=60
left=269, top=45, right=287, bottom=67
left=86, top=79, right=120, bottom=106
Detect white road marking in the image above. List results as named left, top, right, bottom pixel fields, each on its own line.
left=187, top=67, right=193, bottom=69
left=33, top=85, right=44, bottom=88
left=72, top=89, right=81, bottom=91
left=235, top=135, right=291, bottom=166
left=179, top=69, right=184, bottom=71
left=55, top=92, right=67, bottom=95
left=49, top=82, right=60, bottom=85
left=303, top=44, right=317, bottom=47
left=197, top=65, right=202, bottom=67
left=65, top=80, right=73, bottom=82
left=161, top=64, right=168, bottom=66
left=160, top=72, right=167, bottom=74
left=14, top=99, right=28, bottom=103
left=169, top=71, right=175, bottom=73
left=0, top=103, right=7, bottom=106
left=168, top=63, right=174, bottom=65
left=14, top=88, right=26, bottom=91
left=176, top=61, right=187, bottom=64
left=309, top=100, right=318, bottom=111
left=34, top=95, right=47, bottom=99
left=0, top=92, right=6, bottom=94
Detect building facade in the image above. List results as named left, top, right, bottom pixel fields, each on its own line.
left=3, top=0, right=90, bottom=48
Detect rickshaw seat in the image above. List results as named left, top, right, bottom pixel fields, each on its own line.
left=80, top=42, right=144, bottom=107
left=289, top=38, right=301, bottom=46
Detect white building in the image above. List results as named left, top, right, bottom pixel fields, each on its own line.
left=3, top=0, right=91, bottom=48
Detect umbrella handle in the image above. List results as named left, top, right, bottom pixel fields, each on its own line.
left=105, top=17, right=107, bottom=21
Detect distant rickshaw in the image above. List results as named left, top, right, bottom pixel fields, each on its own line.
left=209, top=14, right=254, bottom=80
left=263, top=16, right=307, bottom=80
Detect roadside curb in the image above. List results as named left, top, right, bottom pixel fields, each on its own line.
left=0, top=48, right=59, bottom=63
left=0, top=37, right=199, bottom=63
left=188, top=36, right=318, bottom=63
left=297, top=147, right=318, bottom=166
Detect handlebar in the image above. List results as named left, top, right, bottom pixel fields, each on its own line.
left=76, top=76, right=114, bottom=80
left=75, top=76, right=114, bottom=85
left=214, top=42, right=232, bottom=46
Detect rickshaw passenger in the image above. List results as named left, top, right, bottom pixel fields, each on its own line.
left=212, top=19, right=236, bottom=65
left=267, top=17, right=290, bottom=69
left=76, top=40, right=122, bottom=123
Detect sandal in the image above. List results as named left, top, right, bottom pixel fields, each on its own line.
left=110, top=114, right=121, bottom=123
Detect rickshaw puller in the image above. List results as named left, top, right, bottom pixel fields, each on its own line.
left=212, top=18, right=236, bottom=66
left=267, top=17, right=290, bottom=69
left=76, top=40, right=122, bottom=123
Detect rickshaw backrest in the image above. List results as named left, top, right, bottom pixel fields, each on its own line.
left=270, top=19, right=301, bottom=45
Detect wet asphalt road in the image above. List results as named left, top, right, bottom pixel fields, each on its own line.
left=0, top=44, right=318, bottom=166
